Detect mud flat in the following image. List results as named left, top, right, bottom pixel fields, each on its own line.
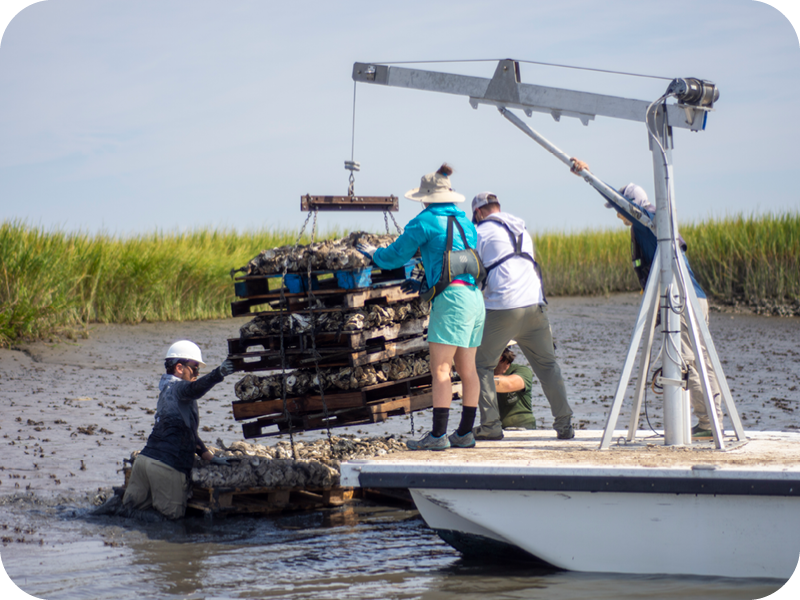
left=0, top=293, right=797, bottom=503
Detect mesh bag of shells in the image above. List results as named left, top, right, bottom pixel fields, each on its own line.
left=234, top=351, right=431, bottom=401
left=239, top=298, right=430, bottom=338
left=127, top=436, right=408, bottom=490
left=235, top=231, right=398, bottom=276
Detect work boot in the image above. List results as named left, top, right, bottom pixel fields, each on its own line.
left=554, top=416, right=575, bottom=440
left=407, top=432, right=450, bottom=451
left=556, top=425, right=575, bottom=440
left=448, top=430, right=476, bottom=448
left=472, top=425, right=504, bottom=441
left=691, top=424, right=713, bottom=439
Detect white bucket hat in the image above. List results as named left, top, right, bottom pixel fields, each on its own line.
left=404, top=165, right=465, bottom=203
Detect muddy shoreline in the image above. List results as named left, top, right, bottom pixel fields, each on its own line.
left=0, top=293, right=798, bottom=507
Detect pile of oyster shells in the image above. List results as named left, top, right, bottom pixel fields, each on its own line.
left=234, top=351, right=431, bottom=401
left=239, top=298, right=430, bottom=338
left=189, top=435, right=408, bottom=489
left=237, top=231, right=398, bottom=276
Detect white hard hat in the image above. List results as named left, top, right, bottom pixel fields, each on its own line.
left=165, top=340, right=206, bottom=366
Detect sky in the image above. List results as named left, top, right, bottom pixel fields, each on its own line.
left=0, top=0, right=798, bottom=240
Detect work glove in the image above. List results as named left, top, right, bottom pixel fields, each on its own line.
left=219, top=358, right=235, bottom=377
left=210, top=456, right=230, bottom=466
left=401, top=263, right=425, bottom=294
left=355, top=242, right=377, bottom=260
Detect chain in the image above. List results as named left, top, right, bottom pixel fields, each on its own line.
left=278, top=210, right=314, bottom=460
left=304, top=211, right=336, bottom=453
left=388, top=210, right=404, bottom=234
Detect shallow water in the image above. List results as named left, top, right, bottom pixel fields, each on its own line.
left=1, top=500, right=790, bottom=600
left=1, top=293, right=799, bottom=599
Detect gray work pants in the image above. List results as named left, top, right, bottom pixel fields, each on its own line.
left=679, top=298, right=723, bottom=429
left=122, top=454, right=189, bottom=520
left=476, top=305, right=573, bottom=435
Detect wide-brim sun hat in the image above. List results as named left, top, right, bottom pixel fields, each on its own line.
left=404, top=164, right=466, bottom=203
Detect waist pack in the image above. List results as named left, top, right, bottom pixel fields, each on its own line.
left=420, top=216, right=486, bottom=302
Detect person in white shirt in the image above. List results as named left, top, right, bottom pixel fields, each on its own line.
left=471, top=192, right=574, bottom=440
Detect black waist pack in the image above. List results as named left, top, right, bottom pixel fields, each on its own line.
left=420, top=216, right=486, bottom=302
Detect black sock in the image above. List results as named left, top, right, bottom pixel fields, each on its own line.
left=432, top=408, right=449, bottom=437
left=456, top=406, right=477, bottom=436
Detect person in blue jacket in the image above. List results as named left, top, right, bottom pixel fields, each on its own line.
left=570, top=158, right=722, bottom=438
left=122, top=340, right=236, bottom=518
left=357, top=164, right=485, bottom=451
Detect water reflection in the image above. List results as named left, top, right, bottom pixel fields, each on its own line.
left=2, top=500, right=788, bottom=600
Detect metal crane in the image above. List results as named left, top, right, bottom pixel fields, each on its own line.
left=351, top=59, right=744, bottom=449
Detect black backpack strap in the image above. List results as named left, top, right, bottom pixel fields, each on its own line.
left=445, top=216, right=455, bottom=251
left=450, top=216, right=472, bottom=249
left=479, top=217, right=547, bottom=303
left=481, top=218, right=536, bottom=271
left=421, top=216, right=484, bottom=303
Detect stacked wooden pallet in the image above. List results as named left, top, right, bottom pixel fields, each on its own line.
left=187, top=485, right=355, bottom=516
left=228, top=259, right=441, bottom=438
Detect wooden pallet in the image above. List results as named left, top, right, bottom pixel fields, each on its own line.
left=231, top=284, right=418, bottom=317
left=235, top=375, right=460, bottom=439
left=187, top=484, right=355, bottom=516
left=229, top=318, right=429, bottom=370
left=233, top=372, right=432, bottom=420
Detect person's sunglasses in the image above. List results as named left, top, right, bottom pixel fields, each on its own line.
left=182, top=362, right=200, bottom=375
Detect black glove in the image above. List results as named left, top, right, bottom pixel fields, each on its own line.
left=401, top=278, right=422, bottom=293
left=219, top=358, right=235, bottom=377
left=400, top=263, right=425, bottom=294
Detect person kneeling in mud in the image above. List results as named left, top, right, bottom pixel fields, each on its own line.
left=493, top=345, right=537, bottom=431
left=122, top=340, right=236, bottom=519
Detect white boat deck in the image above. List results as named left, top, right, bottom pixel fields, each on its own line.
left=343, top=429, right=800, bottom=479
left=340, top=430, right=800, bottom=579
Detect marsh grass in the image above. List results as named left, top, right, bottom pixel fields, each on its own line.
left=0, top=222, right=338, bottom=346
left=534, top=212, right=799, bottom=303
left=2, top=212, right=797, bottom=346
left=681, top=212, right=800, bottom=304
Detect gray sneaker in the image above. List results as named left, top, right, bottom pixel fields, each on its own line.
left=448, top=431, right=476, bottom=448
left=407, top=432, right=450, bottom=451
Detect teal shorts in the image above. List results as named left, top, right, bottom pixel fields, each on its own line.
left=427, top=284, right=485, bottom=348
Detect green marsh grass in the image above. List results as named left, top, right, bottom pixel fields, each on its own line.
left=0, top=221, right=339, bottom=346
left=534, top=211, right=800, bottom=302
left=2, top=212, right=797, bottom=346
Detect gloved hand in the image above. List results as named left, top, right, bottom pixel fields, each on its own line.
left=219, top=358, right=235, bottom=377
left=210, top=456, right=230, bottom=466
left=400, top=278, right=422, bottom=293
left=401, top=264, right=425, bottom=293
left=355, top=242, right=377, bottom=260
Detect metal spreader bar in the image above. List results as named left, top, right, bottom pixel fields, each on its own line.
left=301, top=195, right=399, bottom=212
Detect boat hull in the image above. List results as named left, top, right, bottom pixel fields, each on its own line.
left=341, top=431, right=800, bottom=579
left=410, top=487, right=800, bottom=578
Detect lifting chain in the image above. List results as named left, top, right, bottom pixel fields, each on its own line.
left=304, top=211, right=337, bottom=453
left=346, top=162, right=358, bottom=198
left=277, top=209, right=315, bottom=460
left=384, top=210, right=404, bottom=235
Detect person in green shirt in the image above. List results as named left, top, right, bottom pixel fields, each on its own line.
left=493, top=346, right=536, bottom=430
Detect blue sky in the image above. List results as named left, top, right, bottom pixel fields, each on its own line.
left=0, top=0, right=798, bottom=238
